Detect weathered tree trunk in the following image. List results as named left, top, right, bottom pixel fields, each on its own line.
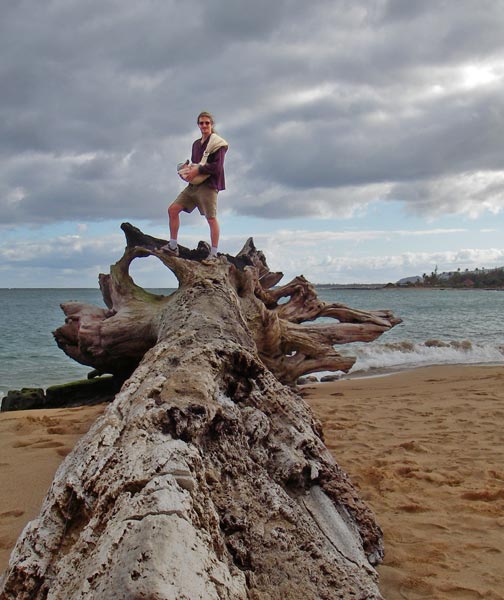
left=0, top=224, right=401, bottom=599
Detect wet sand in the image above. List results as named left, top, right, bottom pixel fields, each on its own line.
left=1, top=365, right=503, bottom=599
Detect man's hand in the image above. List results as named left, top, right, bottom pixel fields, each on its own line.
left=184, top=165, right=200, bottom=182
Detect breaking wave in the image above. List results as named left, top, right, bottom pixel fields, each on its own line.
left=348, top=339, right=504, bottom=375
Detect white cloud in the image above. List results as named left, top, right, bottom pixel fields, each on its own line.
left=0, top=234, right=123, bottom=268
left=388, top=171, right=504, bottom=218
left=460, top=63, right=502, bottom=90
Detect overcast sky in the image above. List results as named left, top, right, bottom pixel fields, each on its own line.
left=1, top=0, right=503, bottom=288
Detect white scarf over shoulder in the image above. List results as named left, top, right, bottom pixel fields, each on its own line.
left=199, top=133, right=228, bottom=166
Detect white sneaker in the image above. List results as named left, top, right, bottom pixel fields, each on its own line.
left=160, top=244, right=179, bottom=256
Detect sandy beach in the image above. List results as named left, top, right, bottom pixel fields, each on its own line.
left=0, top=403, right=107, bottom=571
left=305, top=365, right=504, bottom=600
left=1, top=365, right=503, bottom=599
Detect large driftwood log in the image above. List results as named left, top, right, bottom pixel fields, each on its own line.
left=52, top=223, right=401, bottom=386
left=0, top=224, right=401, bottom=599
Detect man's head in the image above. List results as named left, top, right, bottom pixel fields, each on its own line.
left=197, top=111, right=214, bottom=136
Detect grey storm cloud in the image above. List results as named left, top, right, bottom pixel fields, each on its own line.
left=1, top=0, right=504, bottom=226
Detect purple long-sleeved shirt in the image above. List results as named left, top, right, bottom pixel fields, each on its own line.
left=191, top=137, right=227, bottom=191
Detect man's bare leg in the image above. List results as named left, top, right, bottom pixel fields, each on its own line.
left=168, top=203, right=184, bottom=243
left=207, top=217, right=220, bottom=256
left=163, top=203, right=184, bottom=255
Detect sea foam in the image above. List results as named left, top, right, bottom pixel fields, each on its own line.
left=349, top=339, right=504, bottom=375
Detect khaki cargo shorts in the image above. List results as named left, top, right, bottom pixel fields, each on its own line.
left=171, top=183, right=218, bottom=218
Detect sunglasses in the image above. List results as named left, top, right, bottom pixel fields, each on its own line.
left=198, top=121, right=211, bottom=125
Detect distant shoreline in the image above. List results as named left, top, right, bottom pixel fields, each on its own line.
left=315, top=284, right=504, bottom=291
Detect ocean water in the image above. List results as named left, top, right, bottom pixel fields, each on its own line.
left=317, top=287, right=504, bottom=376
left=1, top=287, right=503, bottom=398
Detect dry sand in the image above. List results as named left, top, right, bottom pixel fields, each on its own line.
left=0, top=404, right=107, bottom=571
left=304, top=365, right=504, bottom=600
left=1, top=365, right=503, bottom=599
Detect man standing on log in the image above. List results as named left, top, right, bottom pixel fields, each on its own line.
left=163, top=111, right=228, bottom=258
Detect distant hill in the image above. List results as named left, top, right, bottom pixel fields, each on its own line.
left=396, top=276, right=422, bottom=286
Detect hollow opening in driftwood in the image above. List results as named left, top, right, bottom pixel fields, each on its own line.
left=127, top=254, right=178, bottom=292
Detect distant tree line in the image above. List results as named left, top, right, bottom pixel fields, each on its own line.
left=421, top=266, right=504, bottom=288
